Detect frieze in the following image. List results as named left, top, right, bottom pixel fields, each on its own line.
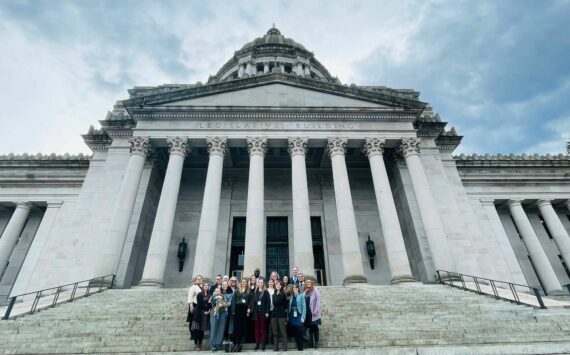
left=454, top=153, right=570, bottom=161
left=133, top=111, right=416, bottom=122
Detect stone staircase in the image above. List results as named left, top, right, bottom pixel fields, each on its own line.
left=1, top=283, right=570, bottom=354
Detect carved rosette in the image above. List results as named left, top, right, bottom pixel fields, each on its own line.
left=399, top=137, right=421, bottom=158
left=246, top=137, right=268, bottom=157
left=362, top=138, right=385, bottom=157
left=167, top=137, right=191, bottom=157
left=206, top=137, right=228, bottom=157
left=326, top=137, right=347, bottom=157
left=129, top=137, right=151, bottom=157
left=288, top=137, right=309, bottom=157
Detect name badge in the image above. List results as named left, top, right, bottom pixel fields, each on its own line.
left=257, top=301, right=261, bottom=306
left=241, top=299, right=246, bottom=304
left=293, top=310, right=298, bottom=317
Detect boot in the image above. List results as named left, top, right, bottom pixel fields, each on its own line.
left=308, top=329, right=314, bottom=348
left=254, top=343, right=259, bottom=350
left=314, top=327, right=320, bottom=349
left=261, top=343, right=265, bottom=351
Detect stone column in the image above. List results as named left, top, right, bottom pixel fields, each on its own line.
left=139, top=137, right=190, bottom=287
left=96, top=137, right=150, bottom=277
left=363, top=138, right=414, bottom=283
left=304, top=65, right=311, bottom=76
left=263, top=62, right=269, bottom=74
left=508, top=200, right=563, bottom=294
left=192, top=137, right=228, bottom=280
left=238, top=63, right=245, bottom=78
left=245, top=61, right=253, bottom=76
left=537, top=199, right=570, bottom=270
left=11, top=201, right=63, bottom=295
left=243, top=137, right=268, bottom=276
left=296, top=62, right=304, bottom=76
left=288, top=138, right=316, bottom=279
left=327, top=137, right=367, bottom=284
left=279, top=62, right=285, bottom=73
left=400, top=137, right=454, bottom=274
left=0, top=202, right=32, bottom=278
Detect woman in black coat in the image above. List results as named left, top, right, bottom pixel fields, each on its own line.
left=231, top=279, right=252, bottom=352
left=189, top=283, right=210, bottom=351
left=247, top=279, right=270, bottom=350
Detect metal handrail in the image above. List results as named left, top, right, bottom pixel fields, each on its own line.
left=436, top=270, right=546, bottom=309
left=2, top=274, right=115, bottom=320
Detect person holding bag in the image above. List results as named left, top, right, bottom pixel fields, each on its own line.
left=288, top=284, right=306, bottom=351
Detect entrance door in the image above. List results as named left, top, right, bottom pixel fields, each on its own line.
left=266, top=217, right=289, bottom=280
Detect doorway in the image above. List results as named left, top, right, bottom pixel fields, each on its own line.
left=266, top=217, right=289, bottom=280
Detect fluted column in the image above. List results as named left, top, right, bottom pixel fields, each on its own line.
left=304, top=65, right=311, bottom=76
left=192, top=137, right=228, bottom=279
left=139, top=137, right=190, bottom=287
left=295, top=62, right=304, bottom=76
left=238, top=63, right=245, bottom=78
left=363, top=138, right=414, bottom=283
left=263, top=62, right=269, bottom=74
left=537, top=199, right=570, bottom=271
left=96, top=137, right=150, bottom=277
left=243, top=137, right=268, bottom=276
left=508, top=200, right=563, bottom=294
left=0, top=202, right=32, bottom=278
left=400, top=137, right=454, bottom=274
left=327, top=137, right=367, bottom=284
left=288, top=138, right=315, bottom=279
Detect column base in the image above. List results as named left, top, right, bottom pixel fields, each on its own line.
left=390, top=275, right=416, bottom=284
left=136, top=279, right=164, bottom=288
left=343, top=275, right=368, bottom=285
left=546, top=289, right=567, bottom=296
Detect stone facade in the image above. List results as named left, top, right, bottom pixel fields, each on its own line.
left=1, top=28, right=570, bottom=301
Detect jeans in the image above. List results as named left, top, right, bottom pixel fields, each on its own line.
left=210, top=312, right=228, bottom=350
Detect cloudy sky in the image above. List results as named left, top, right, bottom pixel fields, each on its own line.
left=0, top=0, right=568, bottom=155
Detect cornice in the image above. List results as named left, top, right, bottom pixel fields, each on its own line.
left=130, top=107, right=417, bottom=122
left=0, top=153, right=91, bottom=161
left=454, top=153, right=570, bottom=163
left=121, top=73, right=427, bottom=111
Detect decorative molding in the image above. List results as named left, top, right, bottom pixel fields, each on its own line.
left=129, top=137, right=151, bottom=157
left=288, top=137, right=309, bottom=157
left=131, top=109, right=417, bottom=123
left=246, top=137, right=268, bottom=156
left=454, top=153, right=570, bottom=161
left=362, top=138, right=385, bottom=157
left=0, top=153, right=90, bottom=161
left=167, top=137, right=191, bottom=157
left=399, top=137, right=421, bottom=157
left=15, top=201, right=32, bottom=209
left=206, top=137, right=228, bottom=157
left=536, top=199, right=552, bottom=208
left=326, top=137, right=347, bottom=157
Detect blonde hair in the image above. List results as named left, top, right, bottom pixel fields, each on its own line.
left=256, top=279, right=266, bottom=291
left=240, top=278, right=249, bottom=293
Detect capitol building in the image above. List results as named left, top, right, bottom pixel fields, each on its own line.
left=1, top=27, right=570, bottom=305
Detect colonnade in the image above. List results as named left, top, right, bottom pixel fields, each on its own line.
left=102, top=135, right=458, bottom=287
left=235, top=60, right=311, bottom=78
left=504, top=199, right=570, bottom=294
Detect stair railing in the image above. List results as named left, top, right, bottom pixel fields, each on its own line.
left=436, top=270, right=546, bottom=309
left=2, top=274, right=115, bottom=320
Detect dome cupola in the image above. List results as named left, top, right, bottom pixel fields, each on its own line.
left=209, top=26, right=337, bottom=84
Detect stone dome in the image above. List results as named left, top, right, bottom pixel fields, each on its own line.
left=239, top=27, right=307, bottom=51
left=209, top=27, right=336, bottom=84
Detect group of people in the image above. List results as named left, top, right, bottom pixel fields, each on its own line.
left=186, top=266, right=321, bottom=352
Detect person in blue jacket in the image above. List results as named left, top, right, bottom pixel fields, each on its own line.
left=288, top=283, right=306, bottom=351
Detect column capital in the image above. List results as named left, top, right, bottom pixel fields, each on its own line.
left=399, top=137, right=421, bottom=157
left=14, top=201, right=32, bottom=209
left=536, top=199, right=553, bottom=208
left=507, top=199, right=524, bottom=208
left=327, top=137, right=347, bottom=157
left=362, top=138, right=385, bottom=157
left=206, top=137, right=228, bottom=157
left=288, top=137, right=309, bottom=157
left=246, top=137, right=268, bottom=157
left=128, top=136, right=151, bottom=157
left=167, top=137, right=191, bottom=157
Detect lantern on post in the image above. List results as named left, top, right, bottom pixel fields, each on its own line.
left=177, top=238, right=188, bottom=272
left=366, top=236, right=376, bottom=269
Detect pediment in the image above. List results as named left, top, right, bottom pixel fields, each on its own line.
left=160, top=83, right=388, bottom=108
left=121, top=74, right=427, bottom=111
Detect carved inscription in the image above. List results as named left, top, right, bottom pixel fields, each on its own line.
left=186, top=121, right=357, bottom=130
